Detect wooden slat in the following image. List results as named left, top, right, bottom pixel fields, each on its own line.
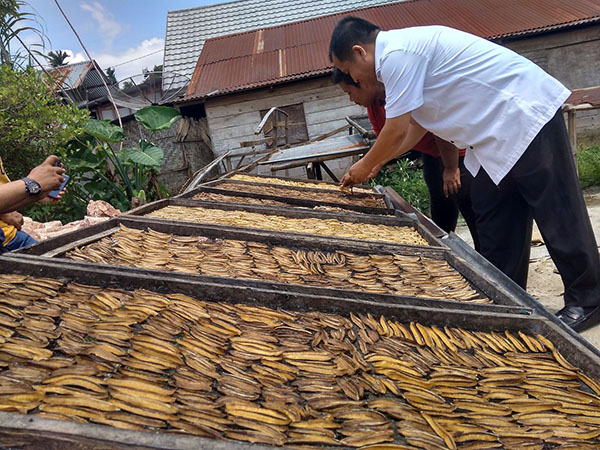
left=41, top=227, right=121, bottom=257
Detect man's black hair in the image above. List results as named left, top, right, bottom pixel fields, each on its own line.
left=329, top=16, right=380, bottom=62
left=331, top=67, right=359, bottom=87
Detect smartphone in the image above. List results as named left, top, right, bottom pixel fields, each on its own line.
left=48, top=174, right=70, bottom=199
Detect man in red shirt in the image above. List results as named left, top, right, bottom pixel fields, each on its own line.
left=333, top=68, right=479, bottom=249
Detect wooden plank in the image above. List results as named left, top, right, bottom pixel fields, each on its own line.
left=182, top=151, right=232, bottom=193
left=305, top=104, right=364, bottom=124
left=308, top=120, right=358, bottom=140
left=187, top=184, right=390, bottom=215
left=206, top=77, right=336, bottom=113
left=41, top=228, right=121, bottom=257
left=303, top=94, right=361, bottom=114
left=0, top=412, right=270, bottom=450
left=207, top=81, right=340, bottom=118
left=210, top=122, right=265, bottom=141
left=239, top=137, right=274, bottom=147
left=311, top=124, right=351, bottom=142
left=208, top=110, right=263, bottom=130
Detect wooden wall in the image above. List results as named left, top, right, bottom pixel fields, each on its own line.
left=122, top=117, right=214, bottom=195
left=205, top=76, right=365, bottom=157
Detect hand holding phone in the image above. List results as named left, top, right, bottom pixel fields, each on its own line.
left=48, top=159, right=69, bottom=199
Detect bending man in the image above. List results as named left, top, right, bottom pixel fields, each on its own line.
left=329, top=17, right=600, bottom=331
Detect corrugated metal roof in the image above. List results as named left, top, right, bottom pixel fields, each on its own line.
left=566, top=86, right=600, bottom=108
left=50, top=60, right=109, bottom=104
left=163, top=0, right=403, bottom=89
left=182, top=0, right=600, bottom=102
left=51, top=61, right=94, bottom=90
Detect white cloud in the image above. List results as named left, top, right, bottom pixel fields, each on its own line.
left=80, top=1, right=123, bottom=48
left=53, top=38, right=164, bottom=88
left=92, top=37, right=164, bottom=82
left=64, top=49, right=86, bottom=65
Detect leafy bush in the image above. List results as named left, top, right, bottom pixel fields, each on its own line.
left=370, top=158, right=431, bottom=215
left=0, top=65, right=89, bottom=180
left=578, top=145, right=600, bottom=189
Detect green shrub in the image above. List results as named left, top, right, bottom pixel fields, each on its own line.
left=370, top=158, right=430, bottom=215
left=0, top=65, right=89, bottom=180
left=578, top=145, right=600, bottom=189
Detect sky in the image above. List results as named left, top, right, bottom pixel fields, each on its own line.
left=20, top=0, right=230, bottom=81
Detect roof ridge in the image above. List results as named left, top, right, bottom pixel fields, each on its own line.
left=167, top=0, right=258, bottom=16
left=490, top=15, right=600, bottom=39
left=202, top=0, right=418, bottom=43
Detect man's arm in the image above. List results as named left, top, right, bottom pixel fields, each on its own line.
left=0, top=156, right=65, bottom=213
left=0, top=180, right=30, bottom=213
left=434, top=136, right=461, bottom=197
left=341, top=112, right=427, bottom=187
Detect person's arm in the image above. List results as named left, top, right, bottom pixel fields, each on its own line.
left=0, top=180, right=30, bottom=213
left=434, top=136, right=461, bottom=197
left=341, top=113, right=427, bottom=187
left=0, top=155, right=65, bottom=213
left=0, top=211, right=24, bottom=230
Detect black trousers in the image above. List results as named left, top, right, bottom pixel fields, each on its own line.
left=471, top=108, right=600, bottom=307
left=422, top=154, right=480, bottom=251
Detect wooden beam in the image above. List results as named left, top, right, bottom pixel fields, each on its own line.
left=42, top=228, right=120, bottom=257
left=311, top=124, right=351, bottom=143
left=239, top=137, right=274, bottom=147
left=182, top=151, right=231, bottom=193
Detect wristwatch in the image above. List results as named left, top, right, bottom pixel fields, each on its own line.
left=21, top=177, right=42, bottom=196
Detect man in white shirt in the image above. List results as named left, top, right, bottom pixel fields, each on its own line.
left=329, top=17, right=600, bottom=331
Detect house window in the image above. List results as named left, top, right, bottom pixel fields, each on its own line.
left=259, top=103, right=308, bottom=149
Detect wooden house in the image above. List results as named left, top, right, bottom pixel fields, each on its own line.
left=176, top=0, right=600, bottom=180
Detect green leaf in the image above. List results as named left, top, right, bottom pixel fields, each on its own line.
left=84, top=119, right=124, bottom=142
left=117, top=147, right=136, bottom=165
left=134, top=106, right=181, bottom=131
left=67, top=156, right=101, bottom=170
left=126, top=141, right=164, bottom=168
left=84, top=181, right=112, bottom=200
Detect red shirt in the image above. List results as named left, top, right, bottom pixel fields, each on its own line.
left=367, top=103, right=465, bottom=157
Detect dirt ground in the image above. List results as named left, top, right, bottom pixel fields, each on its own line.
left=455, top=186, right=600, bottom=350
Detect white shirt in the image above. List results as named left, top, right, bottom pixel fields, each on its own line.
left=375, top=26, right=570, bottom=185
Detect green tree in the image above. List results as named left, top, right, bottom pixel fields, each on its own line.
left=105, top=66, right=117, bottom=85
left=46, top=49, right=69, bottom=67
left=0, top=0, right=46, bottom=69
left=0, top=64, right=89, bottom=179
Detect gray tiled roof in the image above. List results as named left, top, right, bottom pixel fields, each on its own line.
left=164, top=0, right=402, bottom=89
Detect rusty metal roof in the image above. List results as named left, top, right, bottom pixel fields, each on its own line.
left=566, top=86, right=600, bottom=109
left=50, top=61, right=94, bottom=90
left=164, top=0, right=402, bottom=90
left=182, top=0, right=600, bottom=102
left=50, top=60, right=109, bottom=105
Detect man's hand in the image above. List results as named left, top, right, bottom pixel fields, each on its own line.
left=340, top=159, right=373, bottom=188
left=40, top=188, right=66, bottom=203
left=27, top=155, right=65, bottom=192
left=442, top=167, right=461, bottom=197
left=0, top=211, right=24, bottom=230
